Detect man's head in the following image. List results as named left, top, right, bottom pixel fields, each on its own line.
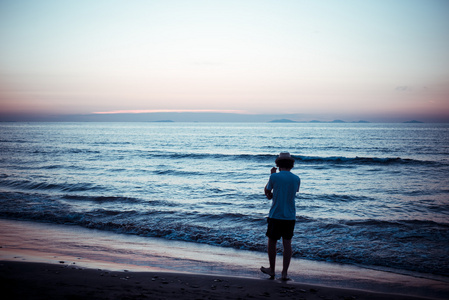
left=275, top=152, right=295, bottom=169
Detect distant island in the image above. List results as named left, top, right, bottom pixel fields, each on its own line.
left=269, top=119, right=372, bottom=123
left=267, top=119, right=426, bottom=124
left=308, top=120, right=370, bottom=123
left=151, top=120, right=174, bottom=122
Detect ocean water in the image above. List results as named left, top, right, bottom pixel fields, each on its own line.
left=0, top=122, right=448, bottom=276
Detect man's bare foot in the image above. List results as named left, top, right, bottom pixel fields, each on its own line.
left=281, top=271, right=290, bottom=281
left=260, top=266, right=275, bottom=279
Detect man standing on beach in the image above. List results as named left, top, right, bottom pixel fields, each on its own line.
left=261, top=152, right=300, bottom=281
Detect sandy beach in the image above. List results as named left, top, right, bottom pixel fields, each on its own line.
left=1, top=219, right=448, bottom=299
left=1, top=260, right=436, bottom=300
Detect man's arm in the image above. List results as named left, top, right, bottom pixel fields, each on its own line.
left=264, top=167, right=277, bottom=200
left=264, top=184, right=273, bottom=200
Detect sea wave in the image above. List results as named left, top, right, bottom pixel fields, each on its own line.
left=0, top=179, right=105, bottom=192
left=145, top=151, right=440, bottom=166
left=62, top=195, right=142, bottom=203
left=1, top=190, right=448, bottom=275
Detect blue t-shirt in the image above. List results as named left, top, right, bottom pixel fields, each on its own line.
left=266, top=171, right=300, bottom=220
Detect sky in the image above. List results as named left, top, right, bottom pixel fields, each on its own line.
left=1, top=0, right=449, bottom=121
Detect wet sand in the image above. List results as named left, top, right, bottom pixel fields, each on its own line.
left=1, top=219, right=447, bottom=299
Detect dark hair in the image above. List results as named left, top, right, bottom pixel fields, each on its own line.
left=276, top=159, right=294, bottom=169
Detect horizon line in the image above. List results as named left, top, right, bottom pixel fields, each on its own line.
left=92, top=109, right=250, bottom=114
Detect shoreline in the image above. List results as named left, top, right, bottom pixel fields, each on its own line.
left=1, top=219, right=448, bottom=299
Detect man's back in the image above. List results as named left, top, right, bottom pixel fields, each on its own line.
left=267, top=171, right=300, bottom=220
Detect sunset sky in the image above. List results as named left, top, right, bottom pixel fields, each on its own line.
left=1, top=0, right=449, bottom=121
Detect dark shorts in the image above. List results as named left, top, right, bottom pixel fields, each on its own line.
left=265, top=218, right=295, bottom=240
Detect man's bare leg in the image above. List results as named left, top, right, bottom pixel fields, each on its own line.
left=281, top=238, right=292, bottom=280
left=268, top=238, right=277, bottom=274
left=260, top=238, right=277, bottom=278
